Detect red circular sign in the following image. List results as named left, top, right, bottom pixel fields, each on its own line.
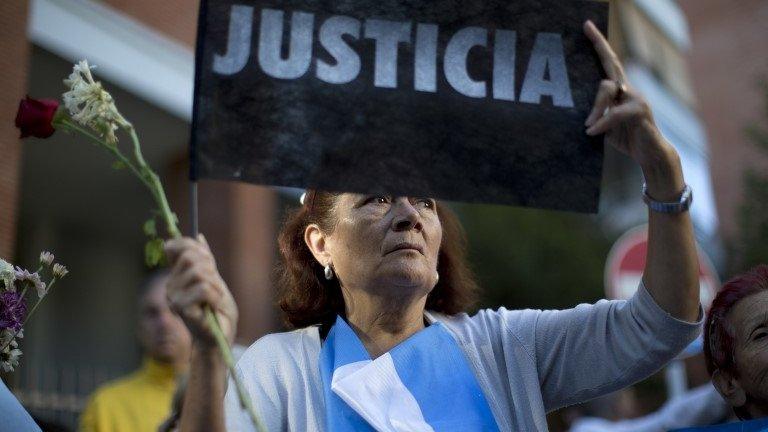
left=605, top=225, right=720, bottom=311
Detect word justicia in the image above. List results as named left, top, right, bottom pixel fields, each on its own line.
left=213, top=6, right=576, bottom=108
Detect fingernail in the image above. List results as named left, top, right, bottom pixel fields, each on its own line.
left=585, top=127, right=596, bottom=136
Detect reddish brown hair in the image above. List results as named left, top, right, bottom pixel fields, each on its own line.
left=704, top=264, right=768, bottom=377
left=276, top=190, right=479, bottom=330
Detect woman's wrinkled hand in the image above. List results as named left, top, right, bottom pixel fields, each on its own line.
left=583, top=20, right=679, bottom=175
left=164, top=234, right=238, bottom=349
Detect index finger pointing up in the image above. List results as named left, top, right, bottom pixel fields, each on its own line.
left=584, top=19, right=626, bottom=82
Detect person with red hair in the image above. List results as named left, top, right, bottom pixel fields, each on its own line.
left=704, top=264, right=768, bottom=421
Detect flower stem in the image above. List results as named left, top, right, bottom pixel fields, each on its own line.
left=20, top=279, right=56, bottom=329
left=122, top=124, right=263, bottom=430
left=125, top=125, right=181, bottom=239
left=58, top=108, right=265, bottom=431
left=205, top=309, right=267, bottom=432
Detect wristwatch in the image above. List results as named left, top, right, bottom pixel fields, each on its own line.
left=642, top=183, right=692, bottom=213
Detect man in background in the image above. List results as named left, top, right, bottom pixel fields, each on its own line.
left=79, top=271, right=192, bottom=432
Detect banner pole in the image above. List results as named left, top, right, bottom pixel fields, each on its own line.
left=190, top=180, right=199, bottom=236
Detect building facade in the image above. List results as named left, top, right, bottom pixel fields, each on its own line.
left=678, top=0, right=768, bottom=270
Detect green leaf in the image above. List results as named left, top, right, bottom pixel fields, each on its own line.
left=143, top=219, right=157, bottom=237
left=144, top=238, right=165, bottom=268
left=111, top=160, right=127, bottom=170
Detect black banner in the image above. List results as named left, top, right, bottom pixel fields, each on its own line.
left=191, top=0, right=608, bottom=212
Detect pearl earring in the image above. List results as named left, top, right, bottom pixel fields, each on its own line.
left=435, top=271, right=440, bottom=283
left=324, top=264, right=334, bottom=280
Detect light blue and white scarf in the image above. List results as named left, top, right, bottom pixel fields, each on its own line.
left=319, top=315, right=499, bottom=431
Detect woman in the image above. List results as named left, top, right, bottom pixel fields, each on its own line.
left=704, top=264, right=768, bottom=422
left=164, top=21, right=702, bottom=431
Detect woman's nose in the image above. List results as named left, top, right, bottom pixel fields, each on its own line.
left=391, top=198, right=422, bottom=232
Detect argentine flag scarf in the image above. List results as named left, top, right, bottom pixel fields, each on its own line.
left=319, top=315, right=499, bottom=431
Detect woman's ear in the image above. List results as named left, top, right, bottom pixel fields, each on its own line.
left=304, top=223, right=332, bottom=266
left=712, top=368, right=747, bottom=408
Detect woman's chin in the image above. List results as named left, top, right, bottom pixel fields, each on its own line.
left=374, top=272, right=433, bottom=293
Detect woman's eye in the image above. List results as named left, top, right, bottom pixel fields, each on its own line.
left=366, top=196, right=388, bottom=204
left=754, top=332, right=767, bottom=341
left=417, top=198, right=435, bottom=209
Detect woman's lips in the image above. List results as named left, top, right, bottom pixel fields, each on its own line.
left=385, top=242, right=424, bottom=255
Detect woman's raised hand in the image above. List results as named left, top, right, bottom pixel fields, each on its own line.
left=164, top=234, right=238, bottom=348
left=583, top=20, right=681, bottom=186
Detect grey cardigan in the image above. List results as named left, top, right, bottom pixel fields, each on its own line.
left=225, top=282, right=702, bottom=431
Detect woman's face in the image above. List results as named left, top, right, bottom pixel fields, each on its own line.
left=308, top=193, right=442, bottom=300
left=730, top=290, right=768, bottom=412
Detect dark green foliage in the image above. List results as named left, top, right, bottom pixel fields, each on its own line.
left=455, top=203, right=612, bottom=311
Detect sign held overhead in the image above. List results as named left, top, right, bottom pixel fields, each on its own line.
left=192, top=0, right=608, bottom=212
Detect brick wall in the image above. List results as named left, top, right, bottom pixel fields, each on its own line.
left=0, top=2, right=31, bottom=259
left=678, top=0, right=768, bottom=244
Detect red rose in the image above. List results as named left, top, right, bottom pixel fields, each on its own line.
left=15, top=96, right=60, bottom=139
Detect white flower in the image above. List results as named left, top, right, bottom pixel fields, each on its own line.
left=62, top=60, right=128, bottom=145
left=40, top=251, right=54, bottom=266
left=53, top=263, right=69, bottom=279
left=1, top=329, right=22, bottom=372
left=36, top=281, right=47, bottom=298
left=0, top=258, right=14, bottom=289
left=0, top=329, right=14, bottom=347
left=14, top=266, right=46, bottom=297
left=1, top=347, right=22, bottom=373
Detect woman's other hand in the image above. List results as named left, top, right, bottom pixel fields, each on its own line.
left=583, top=20, right=684, bottom=200
left=164, top=234, right=238, bottom=349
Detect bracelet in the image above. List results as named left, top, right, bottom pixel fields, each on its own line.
left=642, top=183, right=692, bottom=213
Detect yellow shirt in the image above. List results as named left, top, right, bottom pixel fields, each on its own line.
left=79, top=358, right=179, bottom=432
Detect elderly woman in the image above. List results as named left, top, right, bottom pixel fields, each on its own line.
left=164, top=21, right=702, bottom=431
left=704, top=264, right=768, bottom=421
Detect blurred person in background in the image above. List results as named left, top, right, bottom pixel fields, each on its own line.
left=565, top=384, right=730, bottom=432
left=704, top=265, right=768, bottom=422
left=79, top=271, right=191, bottom=432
